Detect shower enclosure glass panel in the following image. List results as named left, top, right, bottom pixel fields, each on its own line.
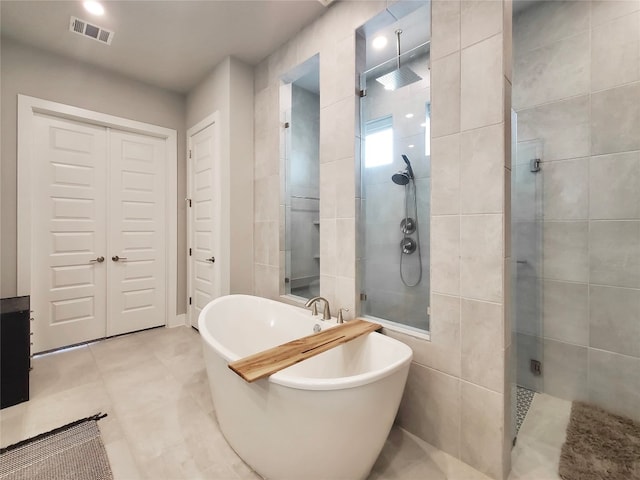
left=512, top=140, right=544, bottom=393
left=512, top=0, right=640, bottom=430
left=280, top=56, right=320, bottom=300
left=358, top=3, right=431, bottom=332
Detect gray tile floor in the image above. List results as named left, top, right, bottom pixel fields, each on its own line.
left=509, top=393, right=572, bottom=480
left=0, top=326, right=555, bottom=479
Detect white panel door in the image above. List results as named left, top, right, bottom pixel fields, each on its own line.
left=188, top=122, right=221, bottom=327
left=108, top=130, right=166, bottom=336
left=32, top=114, right=108, bottom=352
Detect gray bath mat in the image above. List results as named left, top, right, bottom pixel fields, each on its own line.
left=0, top=413, right=112, bottom=480
left=559, top=402, right=640, bottom=480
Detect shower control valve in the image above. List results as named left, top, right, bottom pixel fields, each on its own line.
left=401, top=237, right=417, bottom=255
left=400, top=218, right=416, bottom=234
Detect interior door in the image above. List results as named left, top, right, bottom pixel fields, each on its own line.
left=31, top=114, right=108, bottom=353
left=188, top=122, right=221, bottom=328
left=108, top=130, right=166, bottom=336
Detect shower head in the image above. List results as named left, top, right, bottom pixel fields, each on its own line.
left=376, top=66, right=423, bottom=91
left=392, top=171, right=411, bottom=185
left=392, top=155, right=415, bottom=185
left=375, top=29, right=423, bottom=91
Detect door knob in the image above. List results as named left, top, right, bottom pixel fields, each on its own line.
left=206, top=257, right=215, bottom=263
left=90, top=256, right=105, bottom=263
left=112, top=255, right=128, bottom=262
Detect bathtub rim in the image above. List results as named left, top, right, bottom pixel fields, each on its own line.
left=199, top=294, right=413, bottom=391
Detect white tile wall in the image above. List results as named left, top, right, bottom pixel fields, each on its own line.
left=431, top=133, right=461, bottom=215
left=588, top=347, right=640, bottom=420
left=431, top=52, right=461, bottom=138
left=514, top=0, right=640, bottom=423
left=591, top=82, right=640, bottom=155
left=513, top=33, right=590, bottom=110
left=460, top=214, right=504, bottom=302
left=542, top=339, right=589, bottom=402
left=542, top=158, right=589, bottom=221
left=461, top=33, right=504, bottom=131
left=591, top=11, right=640, bottom=91
left=397, top=363, right=462, bottom=458
left=461, top=299, right=505, bottom=392
left=460, top=382, right=505, bottom=480
left=461, top=0, right=504, bottom=48
left=589, top=152, right=640, bottom=219
left=254, top=1, right=513, bottom=478
left=460, top=124, right=505, bottom=214
left=589, top=285, right=640, bottom=357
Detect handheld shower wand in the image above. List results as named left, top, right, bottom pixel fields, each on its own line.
left=401, top=155, right=414, bottom=179
left=391, top=154, right=422, bottom=287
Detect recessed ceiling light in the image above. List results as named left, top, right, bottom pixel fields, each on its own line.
left=408, top=144, right=415, bottom=148
left=83, top=1, right=104, bottom=16
left=405, top=113, right=414, bottom=119
left=372, top=36, right=388, bottom=50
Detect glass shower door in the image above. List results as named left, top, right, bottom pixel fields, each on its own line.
left=356, top=4, right=431, bottom=334
left=512, top=138, right=544, bottom=393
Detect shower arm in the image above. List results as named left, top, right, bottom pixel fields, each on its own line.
left=396, top=29, right=402, bottom=70
left=361, top=41, right=431, bottom=77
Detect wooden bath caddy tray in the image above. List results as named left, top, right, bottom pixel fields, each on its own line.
left=229, top=318, right=382, bottom=383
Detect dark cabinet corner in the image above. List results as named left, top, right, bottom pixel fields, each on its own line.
left=1, top=296, right=31, bottom=409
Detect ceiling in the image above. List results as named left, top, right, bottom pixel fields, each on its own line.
left=0, top=0, right=329, bottom=94
left=361, top=2, right=430, bottom=76
left=1, top=0, right=537, bottom=95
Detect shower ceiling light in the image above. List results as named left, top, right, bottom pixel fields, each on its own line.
left=408, top=144, right=415, bottom=148
left=405, top=113, right=414, bottom=118
left=372, top=36, right=388, bottom=49
left=83, top=1, right=104, bottom=16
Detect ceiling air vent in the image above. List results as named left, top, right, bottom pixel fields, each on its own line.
left=69, top=16, right=114, bottom=45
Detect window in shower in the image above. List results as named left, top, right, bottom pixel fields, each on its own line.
left=365, top=116, right=393, bottom=168
left=357, top=2, right=431, bottom=335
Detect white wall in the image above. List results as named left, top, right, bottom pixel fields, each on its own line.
left=186, top=56, right=254, bottom=294
left=228, top=58, right=255, bottom=294
left=186, top=57, right=230, bottom=129
left=0, top=37, right=188, bottom=314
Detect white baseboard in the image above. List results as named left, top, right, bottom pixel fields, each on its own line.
left=168, top=313, right=186, bottom=328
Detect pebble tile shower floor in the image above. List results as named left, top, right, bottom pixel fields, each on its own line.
left=516, top=386, right=536, bottom=435
left=0, top=326, right=495, bottom=480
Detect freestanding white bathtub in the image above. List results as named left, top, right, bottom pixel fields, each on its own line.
left=199, top=295, right=413, bottom=480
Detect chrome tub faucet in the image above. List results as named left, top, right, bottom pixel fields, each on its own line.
left=304, top=296, right=331, bottom=321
